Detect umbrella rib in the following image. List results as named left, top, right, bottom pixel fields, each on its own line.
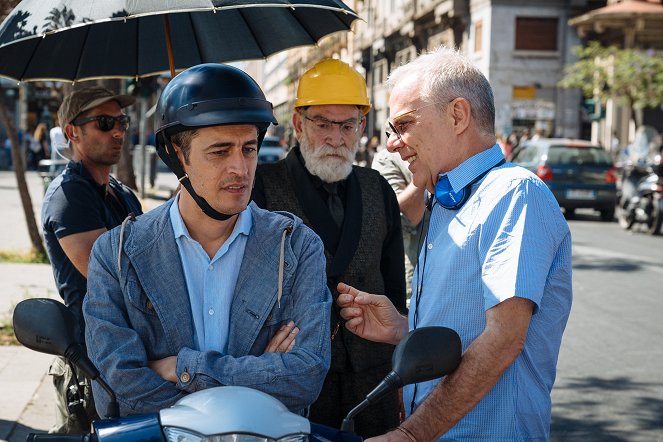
left=73, top=25, right=93, bottom=81
left=135, top=16, right=141, bottom=78
left=186, top=12, right=205, bottom=65
left=235, top=8, right=266, bottom=56
left=287, top=6, right=320, bottom=45
left=16, top=40, right=39, bottom=81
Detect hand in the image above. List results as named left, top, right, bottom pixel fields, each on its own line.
left=148, top=356, right=178, bottom=382
left=364, top=429, right=412, bottom=442
left=337, top=282, right=408, bottom=345
left=264, top=320, right=299, bottom=353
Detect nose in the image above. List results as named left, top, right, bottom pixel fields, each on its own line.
left=227, top=148, right=250, bottom=176
left=325, top=124, right=345, bottom=147
left=111, top=121, right=125, bottom=138
left=386, top=132, right=404, bottom=153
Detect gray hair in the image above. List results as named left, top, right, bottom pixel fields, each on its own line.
left=387, top=46, right=495, bottom=137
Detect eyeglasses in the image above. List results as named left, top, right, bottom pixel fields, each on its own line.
left=303, top=115, right=361, bottom=137
left=384, top=101, right=443, bottom=142
left=73, top=115, right=131, bottom=132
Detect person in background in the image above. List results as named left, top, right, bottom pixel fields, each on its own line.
left=42, top=87, right=142, bottom=433
left=83, top=63, right=331, bottom=417
left=338, top=46, right=572, bottom=441
left=372, top=146, right=426, bottom=300
left=28, top=123, right=50, bottom=170
left=1, top=136, right=11, bottom=170
left=252, top=58, right=406, bottom=438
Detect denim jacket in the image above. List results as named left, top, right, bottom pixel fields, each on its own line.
left=83, top=200, right=331, bottom=416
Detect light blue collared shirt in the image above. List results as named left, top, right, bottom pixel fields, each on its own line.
left=408, top=144, right=573, bottom=441
left=169, top=196, right=252, bottom=353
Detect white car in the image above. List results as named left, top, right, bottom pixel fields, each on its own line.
left=259, top=135, right=286, bottom=164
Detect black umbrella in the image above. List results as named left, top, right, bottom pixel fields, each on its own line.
left=0, top=0, right=359, bottom=82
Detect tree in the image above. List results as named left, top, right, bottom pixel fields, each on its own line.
left=0, top=0, right=46, bottom=258
left=559, top=42, right=663, bottom=127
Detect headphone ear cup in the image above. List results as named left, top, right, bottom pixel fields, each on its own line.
left=434, top=175, right=469, bottom=210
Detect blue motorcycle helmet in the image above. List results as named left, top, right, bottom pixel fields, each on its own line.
left=155, top=63, right=278, bottom=220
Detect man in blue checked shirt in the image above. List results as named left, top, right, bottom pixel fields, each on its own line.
left=338, top=46, right=572, bottom=441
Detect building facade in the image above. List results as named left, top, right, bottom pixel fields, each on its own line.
left=251, top=0, right=660, bottom=149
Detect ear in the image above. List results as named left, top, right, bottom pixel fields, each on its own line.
left=292, top=111, right=304, bottom=141
left=360, top=114, right=367, bottom=133
left=63, top=124, right=77, bottom=140
left=171, top=141, right=186, bottom=166
left=448, top=98, right=471, bottom=135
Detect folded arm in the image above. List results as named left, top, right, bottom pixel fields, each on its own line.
left=84, top=227, right=330, bottom=415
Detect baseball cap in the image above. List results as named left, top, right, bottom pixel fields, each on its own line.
left=57, top=86, right=135, bottom=127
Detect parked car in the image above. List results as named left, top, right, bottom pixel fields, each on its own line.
left=511, top=138, right=617, bottom=221
left=259, top=135, right=286, bottom=164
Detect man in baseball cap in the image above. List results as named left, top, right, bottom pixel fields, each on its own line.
left=42, top=86, right=143, bottom=434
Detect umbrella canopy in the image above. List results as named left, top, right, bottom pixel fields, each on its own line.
left=0, top=0, right=359, bottom=82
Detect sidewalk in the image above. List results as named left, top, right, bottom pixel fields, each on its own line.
left=0, top=170, right=174, bottom=441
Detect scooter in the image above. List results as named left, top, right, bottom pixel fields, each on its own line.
left=13, top=298, right=462, bottom=442
left=616, top=154, right=663, bottom=235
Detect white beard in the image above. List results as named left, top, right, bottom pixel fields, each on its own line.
left=299, top=132, right=358, bottom=183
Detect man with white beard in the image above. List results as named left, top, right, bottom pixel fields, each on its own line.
left=252, top=59, right=406, bottom=438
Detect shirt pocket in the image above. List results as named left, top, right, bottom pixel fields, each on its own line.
left=124, top=278, right=168, bottom=356
left=125, top=278, right=158, bottom=317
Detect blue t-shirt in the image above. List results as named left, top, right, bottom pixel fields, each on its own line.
left=42, top=160, right=143, bottom=334
left=406, top=145, right=573, bottom=441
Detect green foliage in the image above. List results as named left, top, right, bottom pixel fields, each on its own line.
left=0, top=322, right=18, bottom=345
left=0, top=249, right=50, bottom=264
left=559, top=42, right=663, bottom=112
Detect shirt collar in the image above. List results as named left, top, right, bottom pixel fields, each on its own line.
left=66, top=160, right=112, bottom=195
left=442, top=144, right=504, bottom=192
left=169, top=193, right=253, bottom=241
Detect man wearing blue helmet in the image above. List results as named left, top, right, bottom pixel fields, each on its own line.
left=82, top=63, right=332, bottom=417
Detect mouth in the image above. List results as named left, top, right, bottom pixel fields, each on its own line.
left=406, top=155, right=417, bottom=164
left=222, top=183, right=248, bottom=193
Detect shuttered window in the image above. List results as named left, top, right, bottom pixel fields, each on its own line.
left=474, top=20, right=483, bottom=53
left=515, top=17, right=558, bottom=51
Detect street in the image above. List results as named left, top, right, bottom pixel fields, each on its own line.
left=551, top=211, right=663, bottom=441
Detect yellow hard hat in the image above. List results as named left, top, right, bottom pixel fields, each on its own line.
left=295, top=59, right=371, bottom=115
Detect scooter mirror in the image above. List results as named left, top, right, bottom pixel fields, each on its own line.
left=13, top=298, right=77, bottom=357
left=341, top=326, right=462, bottom=432
left=12, top=298, right=120, bottom=418
left=392, top=326, right=462, bottom=385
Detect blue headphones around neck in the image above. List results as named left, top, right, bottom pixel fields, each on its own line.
left=433, top=159, right=506, bottom=210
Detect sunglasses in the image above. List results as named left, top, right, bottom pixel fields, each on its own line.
left=73, top=115, right=130, bottom=132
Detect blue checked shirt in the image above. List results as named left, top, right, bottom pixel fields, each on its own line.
left=169, top=195, right=252, bottom=353
left=407, top=144, right=573, bottom=441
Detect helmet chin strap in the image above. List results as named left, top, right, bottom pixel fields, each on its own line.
left=159, top=134, right=235, bottom=221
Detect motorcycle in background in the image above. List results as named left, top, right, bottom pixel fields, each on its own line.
left=13, top=298, right=462, bottom=442
left=616, top=153, right=663, bottom=235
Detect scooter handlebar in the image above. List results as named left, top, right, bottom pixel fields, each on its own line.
left=27, top=434, right=96, bottom=442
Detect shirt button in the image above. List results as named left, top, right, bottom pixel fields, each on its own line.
left=180, top=372, right=191, bottom=383
left=208, top=308, right=214, bottom=316
left=208, top=265, right=213, bottom=271
left=427, top=243, right=433, bottom=250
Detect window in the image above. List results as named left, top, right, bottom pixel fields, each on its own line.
left=394, top=46, right=416, bottom=69
left=515, top=17, right=558, bottom=51
left=474, top=20, right=483, bottom=53
left=372, top=59, right=388, bottom=86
